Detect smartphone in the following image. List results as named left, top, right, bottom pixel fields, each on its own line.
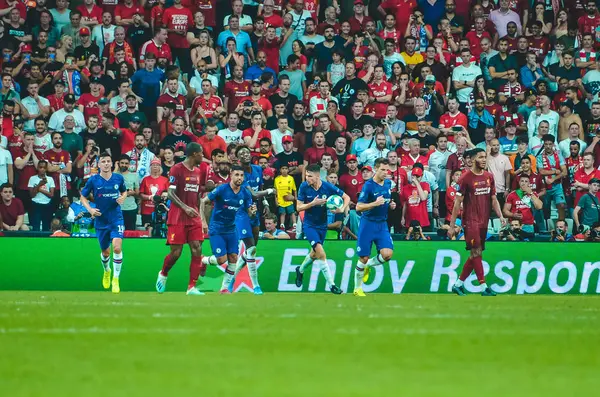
left=451, top=126, right=462, bottom=132
left=24, top=54, right=31, bottom=63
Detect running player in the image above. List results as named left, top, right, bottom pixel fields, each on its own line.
left=80, top=152, right=127, bottom=294
left=203, top=165, right=255, bottom=293
left=449, top=148, right=507, bottom=296
left=203, top=145, right=274, bottom=294
left=353, top=158, right=396, bottom=297
left=294, top=164, right=349, bottom=294
left=156, top=143, right=208, bottom=296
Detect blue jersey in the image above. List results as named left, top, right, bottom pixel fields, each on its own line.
left=208, top=183, right=253, bottom=234
left=297, top=181, right=344, bottom=229
left=236, top=164, right=263, bottom=223
left=358, top=179, right=393, bottom=222
left=81, top=173, right=126, bottom=230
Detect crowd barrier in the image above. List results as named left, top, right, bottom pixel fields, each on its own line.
left=3, top=239, right=599, bottom=294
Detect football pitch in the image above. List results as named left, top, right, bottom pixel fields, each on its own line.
left=1, top=292, right=599, bottom=396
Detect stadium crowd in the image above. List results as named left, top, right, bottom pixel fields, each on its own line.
left=0, top=0, right=599, bottom=242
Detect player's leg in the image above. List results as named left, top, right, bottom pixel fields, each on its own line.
left=452, top=227, right=475, bottom=296
left=313, top=242, right=342, bottom=294
left=220, top=252, right=238, bottom=294
left=295, top=226, right=321, bottom=288
left=471, top=228, right=496, bottom=296
left=156, top=244, right=183, bottom=293
left=232, top=236, right=261, bottom=294
left=97, top=229, right=112, bottom=290
left=110, top=235, right=123, bottom=294
left=212, top=233, right=236, bottom=294
left=185, top=239, right=205, bottom=295
left=353, top=220, right=372, bottom=295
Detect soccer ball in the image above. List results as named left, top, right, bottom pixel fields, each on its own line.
left=326, top=195, right=344, bottom=211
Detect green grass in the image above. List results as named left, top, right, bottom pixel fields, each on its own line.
left=1, top=292, right=599, bottom=396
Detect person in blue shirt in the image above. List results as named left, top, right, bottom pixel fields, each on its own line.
left=352, top=158, right=396, bottom=297
left=203, top=165, right=256, bottom=294
left=294, top=164, right=350, bottom=294
left=244, top=50, right=278, bottom=85
left=80, top=152, right=127, bottom=294
left=216, top=15, right=254, bottom=61
left=230, top=145, right=275, bottom=294
left=130, top=53, right=166, bottom=122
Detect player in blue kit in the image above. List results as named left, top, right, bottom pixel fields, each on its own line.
left=204, top=145, right=274, bottom=294
left=294, top=164, right=350, bottom=294
left=203, top=165, right=256, bottom=294
left=353, top=158, right=396, bottom=297
left=80, top=152, right=128, bottom=294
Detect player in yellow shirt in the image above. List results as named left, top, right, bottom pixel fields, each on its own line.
left=274, top=164, right=297, bottom=230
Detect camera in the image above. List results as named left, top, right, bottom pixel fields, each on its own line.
left=243, top=100, right=253, bottom=107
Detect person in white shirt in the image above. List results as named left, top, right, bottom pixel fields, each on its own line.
left=309, top=80, right=337, bottom=117
left=558, top=122, right=588, bottom=158
left=270, top=115, right=293, bottom=154
left=529, top=120, right=552, bottom=155
left=0, top=144, right=13, bottom=185
left=289, top=0, right=311, bottom=35
left=224, top=0, right=254, bottom=31
left=91, top=11, right=116, bottom=57
left=408, top=163, right=438, bottom=218
left=21, top=82, right=51, bottom=133
left=218, top=113, right=244, bottom=145
left=452, top=48, right=482, bottom=107
left=427, top=134, right=454, bottom=216
left=33, top=118, right=53, bottom=153
left=487, top=138, right=513, bottom=204
left=359, top=133, right=390, bottom=167
left=48, top=95, right=86, bottom=133
left=27, top=160, right=56, bottom=231
left=126, top=133, right=156, bottom=181
left=527, top=95, right=560, bottom=139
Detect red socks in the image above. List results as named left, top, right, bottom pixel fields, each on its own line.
left=161, top=254, right=177, bottom=276
left=459, top=258, right=473, bottom=281
left=472, top=256, right=485, bottom=284
left=189, top=256, right=203, bottom=290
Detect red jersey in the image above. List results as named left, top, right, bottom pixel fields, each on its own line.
left=578, top=14, right=600, bottom=35
left=446, top=152, right=465, bottom=174
left=240, top=96, right=272, bottom=115
left=380, top=0, right=416, bottom=33
left=505, top=190, right=537, bottom=226
left=139, top=39, right=173, bottom=64
left=140, top=175, right=169, bottom=215
left=223, top=80, right=250, bottom=113
left=156, top=93, right=187, bottom=118
left=528, top=36, right=550, bottom=60
left=43, top=149, right=71, bottom=190
left=116, top=3, right=144, bottom=24
left=258, top=38, right=281, bottom=74
left=242, top=128, right=271, bottom=150
left=484, top=103, right=503, bottom=121
left=99, top=0, right=119, bottom=13
left=303, top=146, right=337, bottom=165
left=400, top=153, right=428, bottom=170
left=167, top=162, right=207, bottom=226
left=465, top=30, right=492, bottom=59
left=48, top=94, right=65, bottom=112
left=401, top=182, right=430, bottom=227
left=194, top=0, right=217, bottom=27
left=13, top=148, right=43, bottom=191
left=77, top=5, right=103, bottom=25
left=162, top=6, right=192, bottom=48
left=317, top=21, right=340, bottom=35
left=368, top=81, right=393, bottom=119
left=378, top=28, right=402, bottom=52
left=438, top=111, right=468, bottom=141
left=119, top=128, right=136, bottom=154
left=196, top=135, right=227, bottom=159
left=339, top=172, right=364, bottom=203
left=499, top=82, right=523, bottom=99
left=574, top=168, right=600, bottom=205
left=457, top=170, right=496, bottom=227
left=190, top=94, right=223, bottom=130
left=206, top=167, right=230, bottom=186
left=388, top=166, right=408, bottom=193
left=77, top=93, right=102, bottom=121
left=498, top=111, right=524, bottom=128
left=445, top=183, right=459, bottom=221
left=151, top=5, right=165, bottom=28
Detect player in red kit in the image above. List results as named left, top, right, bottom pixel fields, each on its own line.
left=156, top=143, right=208, bottom=295
left=449, top=148, right=506, bottom=296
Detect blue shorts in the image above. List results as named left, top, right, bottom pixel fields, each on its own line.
left=97, top=223, right=124, bottom=251
left=304, top=226, right=327, bottom=249
left=545, top=183, right=566, bottom=206
left=356, top=219, right=393, bottom=257
left=209, top=232, right=238, bottom=257
left=278, top=204, right=295, bottom=215
left=236, top=214, right=254, bottom=240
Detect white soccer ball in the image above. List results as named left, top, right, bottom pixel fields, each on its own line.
left=326, top=195, right=344, bottom=211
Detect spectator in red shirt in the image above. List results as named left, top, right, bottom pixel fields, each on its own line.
left=115, top=0, right=146, bottom=28
left=401, top=138, right=429, bottom=170
left=77, top=78, right=103, bottom=121
left=190, top=79, right=223, bottom=132
left=348, top=0, right=373, bottom=35
left=303, top=131, right=338, bottom=168
left=223, top=65, right=250, bottom=113
left=578, top=1, right=600, bottom=35
left=196, top=122, right=227, bottom=164
left=78, top=0, right=103, bottom=26
left=0, top=183, right=29, bottom=231
left=242, top=112, right=271, bottom=151
left=162, top=0, right=193, bottom=74
left=156, top=77, right=189, bottom=125
left=401, top=166, right=430, bottom=228
left=503, top=174, right=544, bottom=234
left=241, top=80, right=273, bottom=118
left=13, top=132, right=43, bottom=213
left=139, top=157, right=169, bottom=228
left=139, top=27, right=172, bottom=67
left=338, top=154, right=364, bottom=205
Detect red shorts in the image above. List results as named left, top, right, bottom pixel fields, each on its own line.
left=464, top=226, right=487, bottom=251
left=167, top=223, right=204, bottom=245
